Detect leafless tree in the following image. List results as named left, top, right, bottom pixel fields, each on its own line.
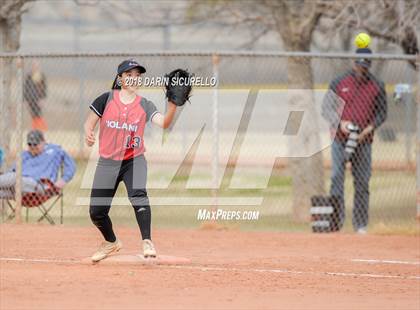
left=0, top=0, right=33, bottom=52
left=318, top=0, right=419, bottom=67
left=0, top=0, right=33, bottom=163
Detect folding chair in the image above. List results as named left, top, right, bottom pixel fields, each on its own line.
left=2, top=178, right=64, bottom=225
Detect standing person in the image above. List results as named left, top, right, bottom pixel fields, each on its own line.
left=23, top=60, right=48, bottom=131
left=321, top=48, right=387, bottom=234
left=85, top=60, right=190, bottom=262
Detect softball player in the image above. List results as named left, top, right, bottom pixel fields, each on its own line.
left=85, top=59, right=178, bottom=262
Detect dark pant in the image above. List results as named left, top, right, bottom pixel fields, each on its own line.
left=89, top=155, right=151, bottom=242
left=330, top=140, right=372, bottom=230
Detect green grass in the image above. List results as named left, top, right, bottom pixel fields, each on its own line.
left=3, top=159, right=417, bottom=235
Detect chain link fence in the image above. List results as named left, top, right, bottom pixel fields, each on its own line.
left=0, top=52, right=418, bottom=233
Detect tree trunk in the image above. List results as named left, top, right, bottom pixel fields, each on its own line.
left=0, top=7, right=23, bottom=165
left=287, top=54, right=325, bottom=222
left=280, top=24, right=325, bottom=223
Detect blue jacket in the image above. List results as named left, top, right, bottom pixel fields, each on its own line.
left=10, top=144, right=76, bottom=183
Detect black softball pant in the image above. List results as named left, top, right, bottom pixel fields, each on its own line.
left=89, top=155, right=151, bottom=242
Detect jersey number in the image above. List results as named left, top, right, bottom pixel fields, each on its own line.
left=125, top=136, right=141, bottom=149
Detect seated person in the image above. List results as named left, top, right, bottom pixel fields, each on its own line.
left=0, top=130, right=76, bottom=199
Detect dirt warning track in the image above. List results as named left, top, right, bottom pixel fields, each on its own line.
left=1, top=224, right=419, bottom=310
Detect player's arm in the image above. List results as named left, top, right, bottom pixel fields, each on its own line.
left=359, top=80, right=387, bottom=142
left=84, top=111, right=100, bottom=146
left=151, top=101, right=177, bottom=129
left=85, top=92, right=109, bottom=146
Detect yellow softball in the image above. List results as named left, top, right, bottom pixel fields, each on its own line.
left=355, top=33, right=371, bottom=48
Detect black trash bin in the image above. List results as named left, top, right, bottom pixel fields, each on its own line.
left=310, top=196, right=341, bottom=233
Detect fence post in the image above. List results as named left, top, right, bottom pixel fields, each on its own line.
left=73, top=5, right=85, bottom=158
left=212, top=54, right=220, bottom=209
left=15, top=56, right=24, bottom=224
left=78, top=60, right=85, bottom=158
left=0, top=57, right=3, bottom=153
left=417, top=54, right=420, bottom=220
left=405, top=92, right=412, bottom=167
left=1, top=57, right=12, bottom=167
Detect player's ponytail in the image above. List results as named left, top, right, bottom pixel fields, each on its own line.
left=111, top=74, right=122, bottom=90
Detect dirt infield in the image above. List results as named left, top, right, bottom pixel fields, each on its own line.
left=0, top=224, right=419, bottom=310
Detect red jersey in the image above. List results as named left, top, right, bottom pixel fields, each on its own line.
left=89, top=90, right=158, bottom=160
left=323, top=70, right=387, bottom=143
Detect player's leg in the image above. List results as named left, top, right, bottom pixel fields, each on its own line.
left=121, top=155, right=155, bottom=258
left=89, top=158, right=122, bottom=261
left=350, top=142, right=372, bottom=233
left=329, top=140, right=347, bottom=229
left=29, top=101, right=47, bottom=131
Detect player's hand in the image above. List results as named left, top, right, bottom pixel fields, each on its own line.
left=358, top=125, right=374, bottom=142
left=340, top=120, right=351, bottom=134
left=85, top=130, right=96, bottom=146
